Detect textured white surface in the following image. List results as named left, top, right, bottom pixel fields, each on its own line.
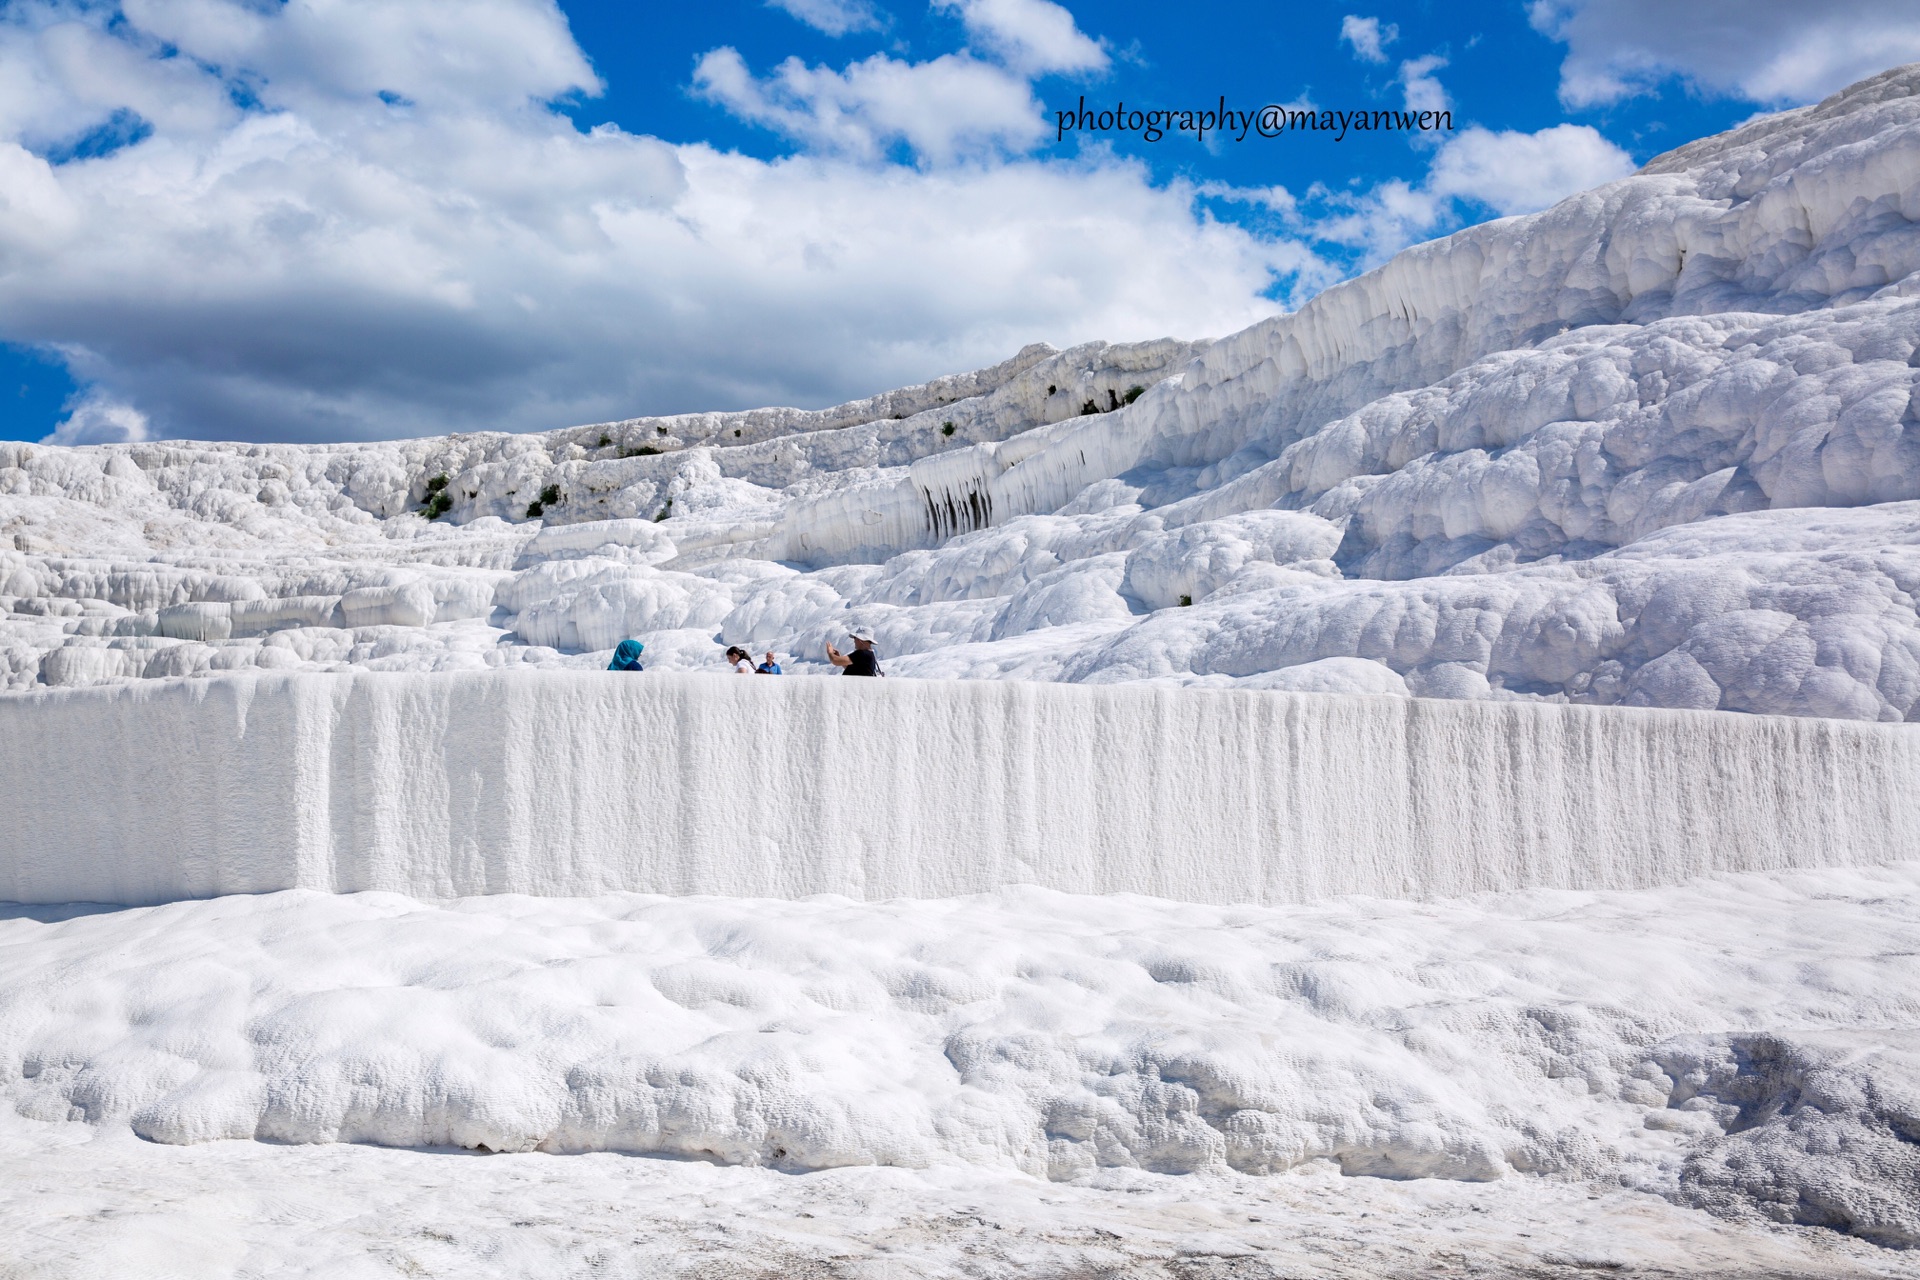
left=6, top=70, right=1920, bottom=718
left=7, top=70, right=1920, bottom=1271
left=5, top=1111, right=1909, bottom=1280
left=1, top=866, right=1918, bottom=1257
left=2, top=670, right=1915, bottom=907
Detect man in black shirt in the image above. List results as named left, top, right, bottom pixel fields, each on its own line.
left=826, top=628, right=882, bottom=676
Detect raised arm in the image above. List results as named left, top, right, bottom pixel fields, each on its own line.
left=825, top=642, right=850, bottom=669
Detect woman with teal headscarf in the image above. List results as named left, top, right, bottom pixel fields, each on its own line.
left=608, top=639, right=645, bottom=671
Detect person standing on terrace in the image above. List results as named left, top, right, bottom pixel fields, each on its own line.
left=826, top=628, right=882, bottom=676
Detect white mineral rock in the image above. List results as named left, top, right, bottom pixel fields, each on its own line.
left=5, top=69, right=1920, bottom=719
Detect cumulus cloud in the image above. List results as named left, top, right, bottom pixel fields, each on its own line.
left=932, top=0, right=1108, bottom=76
left=44, top=391, right=149, bottom=446
left=692, top=47, right=1046, bottom=164
left=1339, top=15, right=1398, bottom=64
left=1304, top=122, right=1633, bottom=263
left=1304, top=178, right=1443, bottom=268
left=1529, top=0, right=1920, bottom=106
left=767, top=0, right=885, bottom=37
left=1427, top=124, right=1635, bottom=216
left=691, top=0, right=1105, bottom=167
left=1399, top=54, right=1451, bottom=115
left=1295, top=55, right=1633, bottom=259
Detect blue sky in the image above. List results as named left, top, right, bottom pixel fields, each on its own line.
left=1, top=0, right=1915, bottom=444
left=560, top=1, right=1743, bottom=229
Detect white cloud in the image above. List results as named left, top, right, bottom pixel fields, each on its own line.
left=933, top=0, right=1107, bottom=76
left=127, top=0, right=599, bottom=112
left=692, top=47, right=1046, bottom=165
left=1301, top=122, right=1634, bottom=265
left=695, top=0, right=1107, bottom=166
left=1529, top=0, right=1920, bottom=106
left=1399, top=54, right=1451, bottom=115
left=767, top=0, right=885, bottom=37
left=44, top=391, right=148, bottom=445
left=1304, top=178, right=1445, bottom=267
left=1339, top=15, right=1398, bottom=64
left=1427, top=124, right=1635, bottom=216
left=1198, top=181, right=1300, bottom=219
left=0, top=0, right=1304, bottom=444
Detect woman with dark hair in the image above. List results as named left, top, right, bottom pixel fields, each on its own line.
left=724, top=645, right=755, bottom=674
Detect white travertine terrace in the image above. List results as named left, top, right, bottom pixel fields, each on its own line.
left=4, top=670, right=1913, bottom=907
left=4, top=68, right=1920, bottom=718
left=5, top=71, right=1920, bottom=1253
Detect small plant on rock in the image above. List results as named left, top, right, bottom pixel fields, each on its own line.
left=597, top=434, right=612, bottom=448
left=1179, top=594, right=1192, bottom=607
left=420, top=474, right=453, bottom=519
left=941, top=421, right=956, bottom=437
left=1123, top=385, right=1145, bottom=405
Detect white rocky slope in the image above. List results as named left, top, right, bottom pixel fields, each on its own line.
left=9, top=68, right=1920, bottom=1273
left=6, top=66, right=1920, bottom=717
left=3, top=867, right=1919, bottom=1262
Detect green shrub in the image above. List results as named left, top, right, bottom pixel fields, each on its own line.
left=597, top=434, right=612, bottom=448
left=525, top=482, right=561, bottom=519
left=941, top=421, right=955, bottom=436
left=1179, top=594, right=1192, bottom=607
left=654, top=497, right=673, bottom=522
left=623, top=445, right=660, bottom=458
left=420, top=474, right=452, bottom=519
left=1123, top=385, right=1145, bottom=405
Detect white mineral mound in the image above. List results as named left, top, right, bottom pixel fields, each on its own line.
left=6, top=67, right=1920, bottom=719
left=4, top=868, right=1919, bottom=1250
